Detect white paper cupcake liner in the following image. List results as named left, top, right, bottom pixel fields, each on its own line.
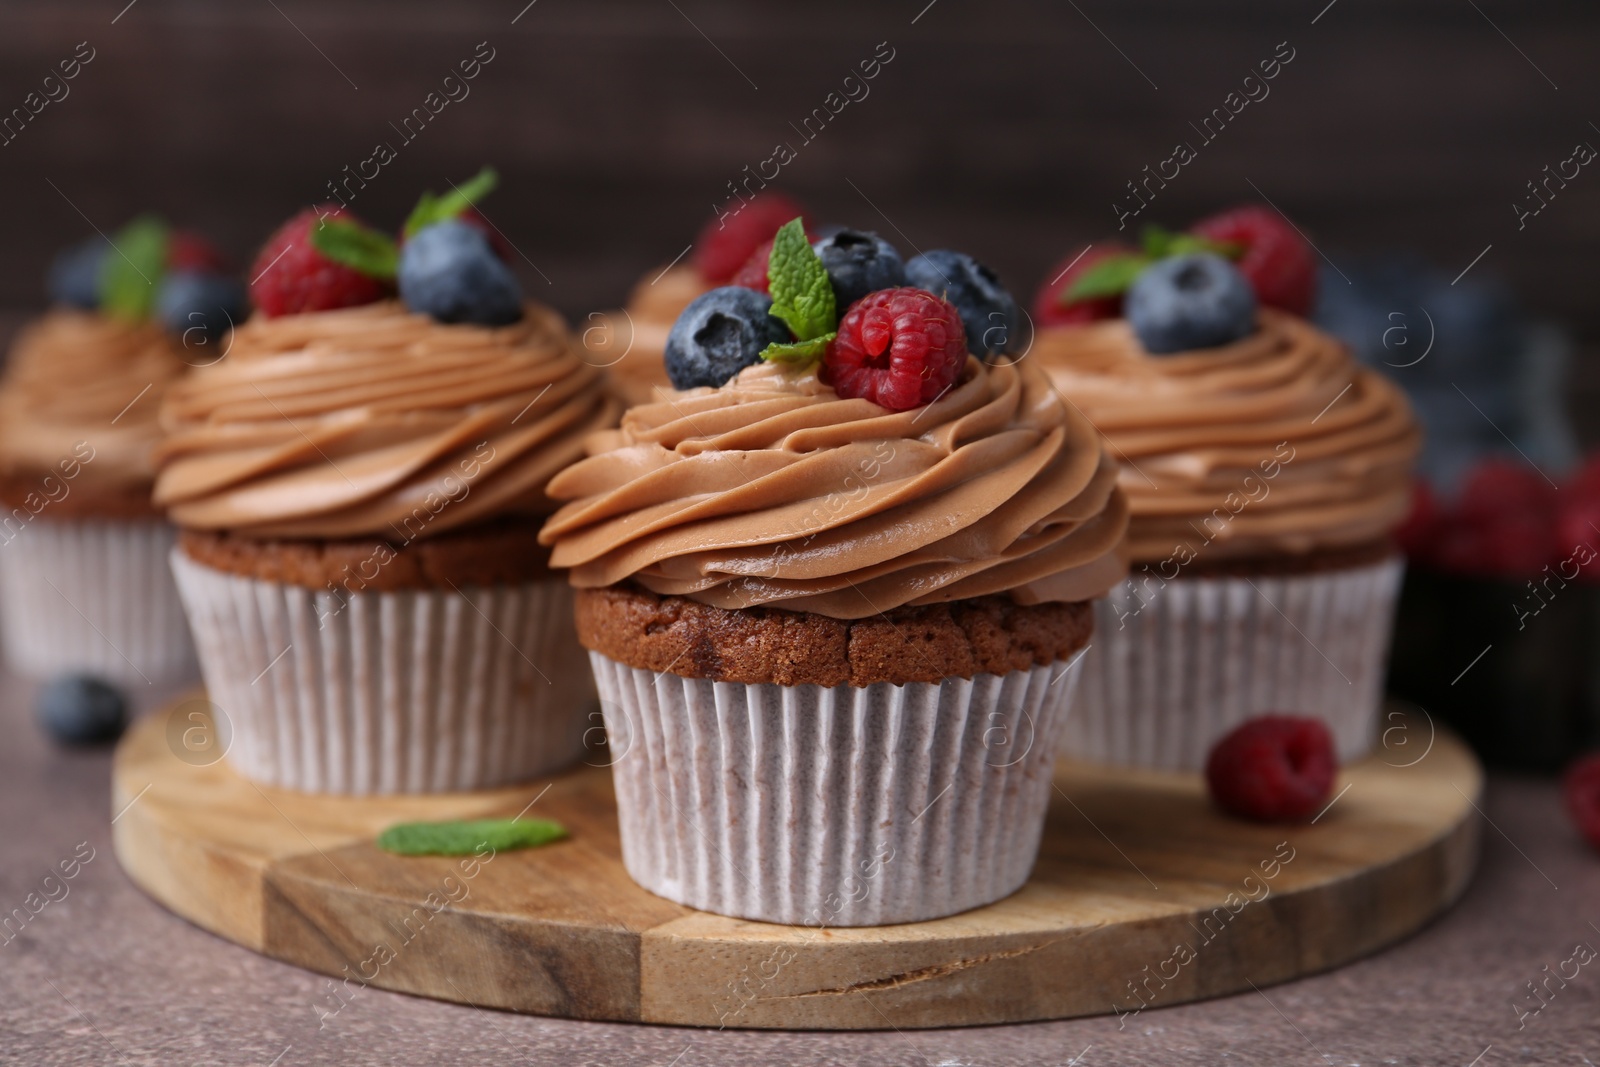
left=0, top=518, right=197, bottom=685
left=170, top=550, right=594, bottom=795
left=589, top=651, right=1078, bottom=926
left=1063, top=556, right=1405, bottom=771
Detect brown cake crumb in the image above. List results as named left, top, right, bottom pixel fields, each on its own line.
left=1176, top=538, right=1397, bottom=578
left=0, top=470, right=162, bottom=520
left=576, top=583, right=1094, bottom=687
left=177, top=517, right=556, bottom=592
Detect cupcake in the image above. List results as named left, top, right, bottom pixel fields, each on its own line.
left=0, top=218, right=244, bottom=686
left=1029, top=206, right=1422, bottom=770
left=588, top=192, right=808, bottom=405
left=541, top=220, right=1127, bottom=924
left=155, top=173, right=620, bottom=794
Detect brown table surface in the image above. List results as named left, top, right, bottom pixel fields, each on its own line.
left=2, top=676, right=1595, bottom=1067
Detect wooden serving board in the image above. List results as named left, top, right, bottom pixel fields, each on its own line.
left=111, top=699, right=1481, bottom=1030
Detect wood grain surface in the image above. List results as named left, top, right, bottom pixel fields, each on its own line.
left=110, top=700, right=1481, bottom=1030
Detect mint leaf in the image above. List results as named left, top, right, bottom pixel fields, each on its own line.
left=1140, top=225, right=1180, bottom=258
left=376, top=818, right=568, bottom=856
left=760, top=333, right=834, bottom=365
left=766, top=218, right=836, bottom=342
left=403, top=167, right=499, bottom=237
left=98, top=216, right=169, bottom=321
left=1062, top=254, right=1150, bottom=304
left=1141, top=224, right=1244, bottom=261
left=311, top=219, right=399, bottom=279
left=1168, top=233, right=1245, bottom=259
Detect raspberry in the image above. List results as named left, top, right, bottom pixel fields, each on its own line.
left=824, top=288, right=967, bottom=412
left=1190, top=205, right=1317, bottom=316
left=1393, top=479, right=1440, bottom=563
left=1457, top=457, right=1554, bottom=524
left=1205, top=715, right=1337, bottom=823
left=692, top=192, right=805, bottom=284
left=1562, top=753, right=1600, bottom=851
left=1032, top=243, right=1132, bottom=327
left=167, top=230, right=228, bottom=274
left=729, top=235, right=775, bottom=294
left=249, top=207, right=389, bottom=318
left=1556, top=497, right=1600, bottom=583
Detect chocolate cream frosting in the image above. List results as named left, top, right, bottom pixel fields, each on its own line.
left=539, top=357, right=1130, bottom=620
left=1030, top=309, right=1421, bottom=564
left=0, top=310, right=184, bottom=489
left=155, top=301, right=619, bottom=540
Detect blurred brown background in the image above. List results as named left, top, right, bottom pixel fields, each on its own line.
left=0, top=0, right=1595, bottom=415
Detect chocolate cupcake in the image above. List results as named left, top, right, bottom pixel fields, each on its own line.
left=0, top=219, right=242, bottom=685
left=1030, top=207, right=1421, bottom=769
left=541, top=221, right=1126, bottom=924
left=155, top=179, right=619, bottom=794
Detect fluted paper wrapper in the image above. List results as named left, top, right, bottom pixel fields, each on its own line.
left=590, top=652, right=1077, bottom=926
left=1064, top=557, right=1405, bottom=771
left=170, top=550, right=594, bottom=795
left=0, top=519, right=197, bottom=685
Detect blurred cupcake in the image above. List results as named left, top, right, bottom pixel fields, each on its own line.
left=1029, top=206, right=1421, bottom=770
left=541, top=221, right=1125, bottom=924
left=155, top=172, right=620, bottom=794
left=587, top=192, right=808, bottom=405
left=0, top=217, right=243, bottom=686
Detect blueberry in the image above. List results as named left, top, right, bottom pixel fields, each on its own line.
left=905, top=250, right=1018, bottom=358
left=811, top=229, right=907, bottom=310
left=398, top=220, right=522, bottom=326
left=37, top=675, right=127, bottom=746
left=664, top=286, right=790, bottom=390
left=1126, top=253, right=1257, bottom=354
left=157, top=271, right=248, bottom=344
left=48, top=238, right=108, bottom=309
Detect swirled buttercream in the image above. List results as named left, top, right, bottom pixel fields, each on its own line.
left=154, top=301, right=620, bottom=539
left=1030, top=309, right=1420, bottom=563
left=539, top=357, right=1129, bottom=619
left=0, top=310, right=184, bottom=488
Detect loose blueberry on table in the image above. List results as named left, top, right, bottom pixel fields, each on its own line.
left=36, top=674, right=127, bottom=746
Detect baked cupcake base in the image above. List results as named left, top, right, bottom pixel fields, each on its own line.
left=1063, top=543, right=1404, bottom=770
left=171, top=522, right=595, bottom=795
left=579, top=585, right=1091, bottom=926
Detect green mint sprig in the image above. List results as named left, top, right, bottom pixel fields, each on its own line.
left=98, top=216, right=170, bottom=321
left=1060, top=225, right=1244, bottom=307
left=403, top=166, right=499, bottom=238
left=760, top=217, right=837, bottom=366
left=376, top=817, right=568, bottom=856
left=310, top=218, right=399, bottom=279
